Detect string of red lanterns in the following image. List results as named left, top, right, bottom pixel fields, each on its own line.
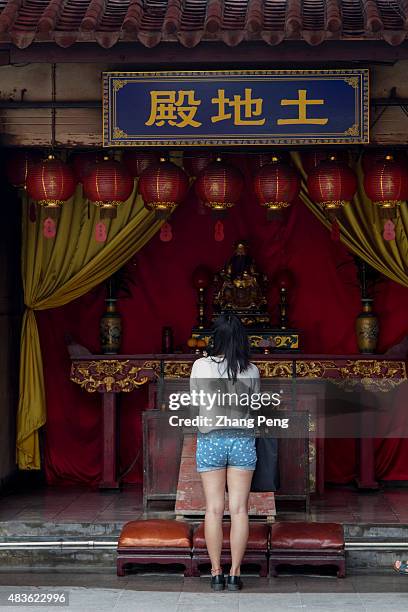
left=4, top=148, right=408, bottom=244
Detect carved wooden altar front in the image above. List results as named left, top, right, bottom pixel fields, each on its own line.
left=71, top=354, right=407, bottom=392
left=70, top=353, right=407, bottom=492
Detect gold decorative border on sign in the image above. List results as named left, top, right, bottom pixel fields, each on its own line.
left=103, top=68, right=369, bottom=148
left=113, top=127, right=128, bottom=139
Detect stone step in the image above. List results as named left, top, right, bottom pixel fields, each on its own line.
left=0, top=547, right=406, bottom=573
left=3, top=520, right=408, bottom=539
left=1, top=520, right=408, bottom=572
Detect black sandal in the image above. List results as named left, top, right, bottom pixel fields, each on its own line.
left=227, top=575, right=243, bottom=591
left=211, top=569, right=225, bottom=591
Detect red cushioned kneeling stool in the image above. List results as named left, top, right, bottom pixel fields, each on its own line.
left=117, top=519, right=193, bottom=577
left=270, top=522, right=345, bottom=578
left=191, top=522, right=269, bottom=577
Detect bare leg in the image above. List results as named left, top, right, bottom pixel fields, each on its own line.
left=227, top=467, right=254, bottom=576
left=200, top=469, right=226, bottom=575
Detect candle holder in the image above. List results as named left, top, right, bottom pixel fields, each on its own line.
left=192, top=265, right=212, bottom=330
left=275, top=268, right=295, bottom=330
left=279, top=287, right=288, bottom=330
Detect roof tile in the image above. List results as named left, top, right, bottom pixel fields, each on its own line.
left=0, top=0, right=407, bottom=49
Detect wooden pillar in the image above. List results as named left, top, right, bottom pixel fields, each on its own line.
left=99, top=391, right=119, bottom=489
left=357, top=391, right=379, bottom=489
left=357, top=438, right=379, bottom=489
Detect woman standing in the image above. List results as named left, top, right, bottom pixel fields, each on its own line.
left=190, top=314, right=260, bottom=591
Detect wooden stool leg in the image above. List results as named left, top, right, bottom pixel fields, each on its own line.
left=259, top=559, right=268, bottom=578
left=190, top=558, right=201, bottom=577
left=269, top=561, right=278, bottom=577
left=117, top=558, right=126, bottom=577
left=337, top=559, right=346, bottom=578
left=184, top=558, right=194, bottom=578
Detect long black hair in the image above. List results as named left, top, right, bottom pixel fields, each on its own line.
left=210, top=314, right=250, bottom=382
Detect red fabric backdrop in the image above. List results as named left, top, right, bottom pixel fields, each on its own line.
left=36, top=161, right=408, bottom=486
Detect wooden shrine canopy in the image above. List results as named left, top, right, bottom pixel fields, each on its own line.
left=1, top=1, right=408, bottom=50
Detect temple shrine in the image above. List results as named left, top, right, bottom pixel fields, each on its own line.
left=0, top=0, right=408, bottom=589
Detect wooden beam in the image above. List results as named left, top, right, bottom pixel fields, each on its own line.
left=0, top=98, right=404, bottom=110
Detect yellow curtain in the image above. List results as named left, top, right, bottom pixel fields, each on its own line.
left=18, top=184, right=162, bottom=470
left=292, top=152, right=408, bottom=288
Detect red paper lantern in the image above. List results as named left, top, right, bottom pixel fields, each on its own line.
left=363, top=154, right=408, bottom=212
left=5, top=149, right=42, bottom=188
left=302, top=150, right=349, bottom=175
left=307, top=157, right=357, bottom=215
left=70, top=151, right=104, bottom=183
left=83, top=157, right=134, bottom=218
left=26, top=155, right=76, bottom=214
left=122, top=150, right=160, bottom=178
left=254, top=159, right=300, bottom=216
left=183, top=151, right=215, bottom=178
left=195, top=157, right=244, bottom=214
left=138, top=158, right=189, bottom=217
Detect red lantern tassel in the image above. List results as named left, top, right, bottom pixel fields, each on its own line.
left=383, top=219, right=396, bottom=241
left=160, top=222, right=173, bottom=242
left=95, top=221, right=107, bottom=243
left=43, top=217, right=56, bottom=239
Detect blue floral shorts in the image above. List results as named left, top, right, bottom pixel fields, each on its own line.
left=196, top=429, right=257, bottom=473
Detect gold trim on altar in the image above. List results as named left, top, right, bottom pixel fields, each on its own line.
left=70, top=357, right=407, bottom=392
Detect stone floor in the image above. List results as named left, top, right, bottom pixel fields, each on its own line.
left=0, top=573, right=407, bottom=611
left=1, top=484, right=408, bottom=524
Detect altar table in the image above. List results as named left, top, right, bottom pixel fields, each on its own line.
left=69, top=353, right=407, bottom=491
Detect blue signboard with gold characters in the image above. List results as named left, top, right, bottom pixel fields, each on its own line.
left=103, top=69, right=369, bottom=147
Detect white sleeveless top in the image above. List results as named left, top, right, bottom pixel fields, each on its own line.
left=189, top=356, right=260, bottom=434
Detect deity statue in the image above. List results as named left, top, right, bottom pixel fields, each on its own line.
left=190, top=240, right=300, bottom=352
left=213, top=241, right=269, bottom=326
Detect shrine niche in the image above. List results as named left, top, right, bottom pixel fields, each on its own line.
left=191, top=240, right=300, bottom=352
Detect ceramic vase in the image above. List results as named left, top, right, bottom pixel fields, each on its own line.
left=100, top=298, right=122, bottom=354
left=355, top=298, right=379, bottom=354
